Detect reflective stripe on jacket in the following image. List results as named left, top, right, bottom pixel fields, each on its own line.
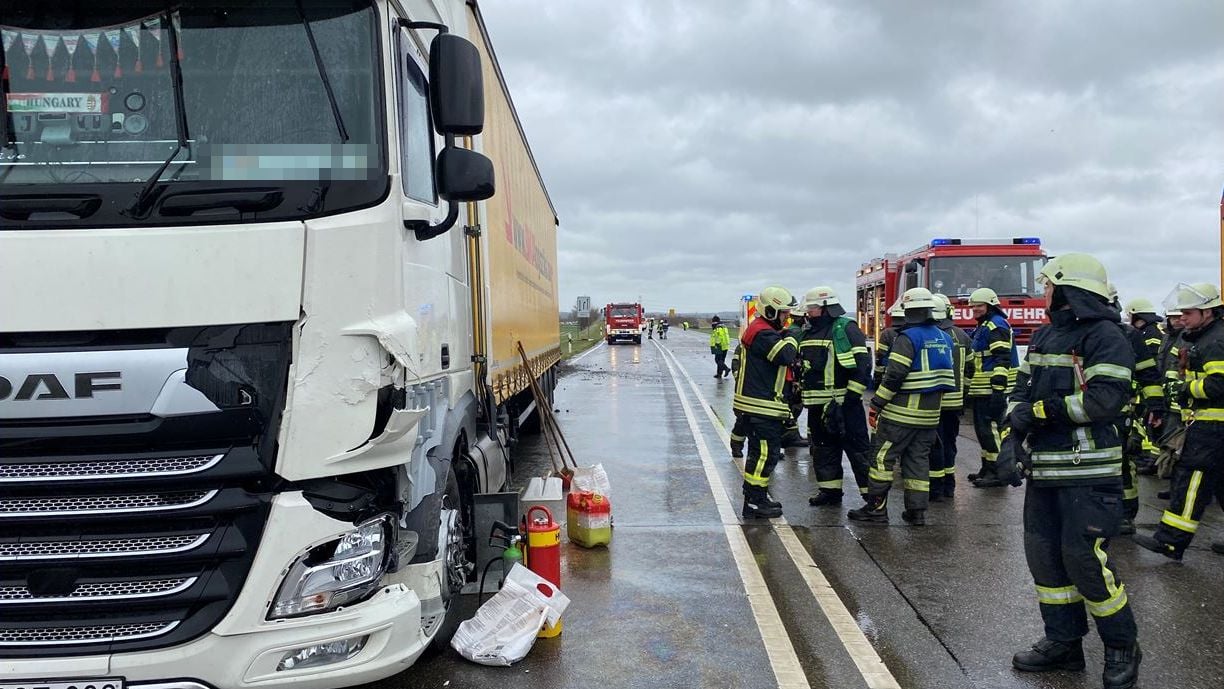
left=734, top=317, right=799, bottom=419
left=872, top=323, right=953, bottom=427
left=1008, top=306, right=1134, bottom=485
left=799, top=316, right=872, bottom=405
left=1179, top=318, right=1224, bottom=423
left=969, top=312, right=1018, bottom=396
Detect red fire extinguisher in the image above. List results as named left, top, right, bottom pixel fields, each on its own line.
left=525, top=505, right=562, bottom=637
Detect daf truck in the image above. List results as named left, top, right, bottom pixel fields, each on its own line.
left=0, top=1, right=559, bottom=687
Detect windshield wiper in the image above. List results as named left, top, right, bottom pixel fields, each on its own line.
left=297, top=0, right=348, bottom=143
left=128, top=12, right=191, bottom=217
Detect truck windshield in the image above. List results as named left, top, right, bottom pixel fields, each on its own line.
left=929, top=255, right=1047, bottom=298
left=0, top=0, right=385, bottom=225
left=608, top=306, right=637, bottom=318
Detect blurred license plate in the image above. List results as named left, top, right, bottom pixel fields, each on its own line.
left=1, top=680, right=124, bottom=689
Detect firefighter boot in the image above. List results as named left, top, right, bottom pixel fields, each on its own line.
left=808, top=490, right=843, bottom=507
left=1212, top=541, right=1224, bottom=556
left=967, top=458, right=990, bottom=482
left=730, top=438, right=745, bottom=459
left=1119, top=518, right=1136, bottom=536
left=901, top=509, right=926, bottom=526
left=1132, top=532, right=1183, bottom=561
left=1012, top=638, right=1085, bottom=672
left=847, top=496, right=888, bottom=524
left=742, top=487, right=782, bottom=520
left=972, top=464, right=1003, bottom=488
left=1102, top=643, right=1141, bottom=689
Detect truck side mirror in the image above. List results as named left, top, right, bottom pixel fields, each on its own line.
left=429, top=33, right=484, bottom=136
left=437, top=146, right=494, bottom=202
left=904, top=261, right=919, bottom=274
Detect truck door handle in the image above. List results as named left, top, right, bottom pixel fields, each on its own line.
left=441, top=344, right=451, bottom=369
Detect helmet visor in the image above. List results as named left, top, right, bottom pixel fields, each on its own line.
left=1163, top=283, right=1216, bottom=312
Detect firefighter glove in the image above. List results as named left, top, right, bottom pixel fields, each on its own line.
left=994, top=433, right=1027, bottom=487
left=1008, top=402, right=1037, bottom=436
left=823, top=400, right=845, bottom=436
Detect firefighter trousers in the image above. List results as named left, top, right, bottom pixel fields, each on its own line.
left=807, top=400, right=870, bottom=497
left=1023, top=482, right=1137, bottom=647
left=865, top=419, right=937, bottom=510
left=970, top=396, right=1001, bottom=465
left=1152, top=421, right=1224, bottom=555
left=928, top=409, right=962, bottom=494
left=743, top=414, right=784, bottom=497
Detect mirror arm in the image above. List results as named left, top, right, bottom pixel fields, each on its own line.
left=400, top=19, right=449, bottom=35
left=406, top=198, right=458, bottom=241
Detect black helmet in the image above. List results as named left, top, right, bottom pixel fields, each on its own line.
left=711, top=315, right=721, bottom=324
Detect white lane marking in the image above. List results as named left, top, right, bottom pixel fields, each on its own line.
left=655, top=341, right=902, bottom=689
left=569, top=340, right=606, bottom=363
left=652, top=341, right=811, bottom=689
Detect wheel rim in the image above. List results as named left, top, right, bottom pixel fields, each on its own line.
left=440, top=501, right=472, bottom=598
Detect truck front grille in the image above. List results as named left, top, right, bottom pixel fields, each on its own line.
left=0, top=454, right=223, bottom=482
left=0, top=533, right=211, bottom=561
left=0, top=621, right=180, bottom=646
left=0, top=322, right=292, bottom=658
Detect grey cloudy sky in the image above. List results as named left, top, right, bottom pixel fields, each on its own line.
left=479, top=0, right=1224, bottom=314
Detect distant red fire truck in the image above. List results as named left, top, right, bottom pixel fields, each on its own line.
left=604, top=302, right=644, bottom=344
left=855, top=237, right=1049, bottom=354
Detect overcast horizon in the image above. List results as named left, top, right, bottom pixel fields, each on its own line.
left=480, top=0, right=1224, bottom=314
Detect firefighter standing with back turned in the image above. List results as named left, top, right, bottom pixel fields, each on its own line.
left=930, top=293, right=972, bottom=500
left=968, top=287, right=1019, bottom=487
left=849, top=288, right=955, bottom=526
left=709, top=315, right=732, bottom=378
left=734, top=286, right=801, bottom=519
left=992, top=254, right=1140, bottom=689
left=1133, top=282, right=1224, bottom=561
left=799, top=286, right=873, bottom=507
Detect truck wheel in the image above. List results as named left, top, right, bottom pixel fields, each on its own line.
left=606, top=337, right=614, bottom=345
left=428, top=465, right=475, bottom=651
left=634, top=336, right=641, bottom=345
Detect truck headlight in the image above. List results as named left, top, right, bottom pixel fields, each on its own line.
left=269, top=516, right=392, bottom=619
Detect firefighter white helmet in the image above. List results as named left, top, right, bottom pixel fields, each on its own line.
left=759, top=286, right=797, bottom=320
left=1038, top=253, right=1112, bottom=300
left=969, top=287, right=1001, bottom=307
left=1164, top=282, right=1224, bottom=312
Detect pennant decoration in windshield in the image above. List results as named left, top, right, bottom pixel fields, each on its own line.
left=104, top=29, right=122, bottom=78
left=1, top=12, right=169, bottom=84
left=62, top=35, right=81, bottom=82
left=82, top=32, right=102, bottom=82
left=125, top=25, right=143, bottom=73
left=144, top=18, right=164, bottom=69
left=1, top=29, right=15, bottom=81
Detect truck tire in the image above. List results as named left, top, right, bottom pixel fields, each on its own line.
left=606, top=337, right=614, bottom=345
left=634, top=336, right=641, bottom=345
left=427, top=464, right=475, bottom=652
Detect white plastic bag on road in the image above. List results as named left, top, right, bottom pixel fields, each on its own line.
left=571, top=463, right=611, bottom=499
left=450, top=563, right=570, bottom=666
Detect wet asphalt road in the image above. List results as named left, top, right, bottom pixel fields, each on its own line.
left=368, top=329, right=1224, bottom=689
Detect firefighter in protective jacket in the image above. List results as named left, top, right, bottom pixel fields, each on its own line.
left=1116, top=298, right=1166, bottom=530
left=798, top=286, right=873, bottom=507
left=930, top=294, right=972, bottom=499
left=967, top=287, right=1019, bottom=486
left=995, top=253, right=1140, bottom=689
left=733, top=286, right=801, bottom=518
left=849, top=288, right=955, bottom=526
left=1134, top=283, right=1224, bottom=562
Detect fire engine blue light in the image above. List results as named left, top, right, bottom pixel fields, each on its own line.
left=931, top=238, right=954, bottom=246
left=1014, top=237, right=1041, bottom=244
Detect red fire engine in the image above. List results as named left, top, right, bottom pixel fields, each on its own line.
left=604, top=302, right=644, bottom=344
left=856, top=237, right=1049, bottom=351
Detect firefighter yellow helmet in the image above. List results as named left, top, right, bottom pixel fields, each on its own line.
left=932, top=293, right=952, bottom=320
left=1037, top=253, right=1111, bottom=299
left=1164, top=282, right=1224, bottom=312
left=902, top=287, right=938, bottom=310
left=803, top=286, right=846, bottom=317
left=1124, top=298, right=1159, bottom=318
left=803, top=286, right=840, bottom=308
left=968, top=287, right=1000, bottom=307
left=758, top=286, right=797, bottom=320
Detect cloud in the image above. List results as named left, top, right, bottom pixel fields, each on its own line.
left=479, top=0, right=1224, bottom=313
